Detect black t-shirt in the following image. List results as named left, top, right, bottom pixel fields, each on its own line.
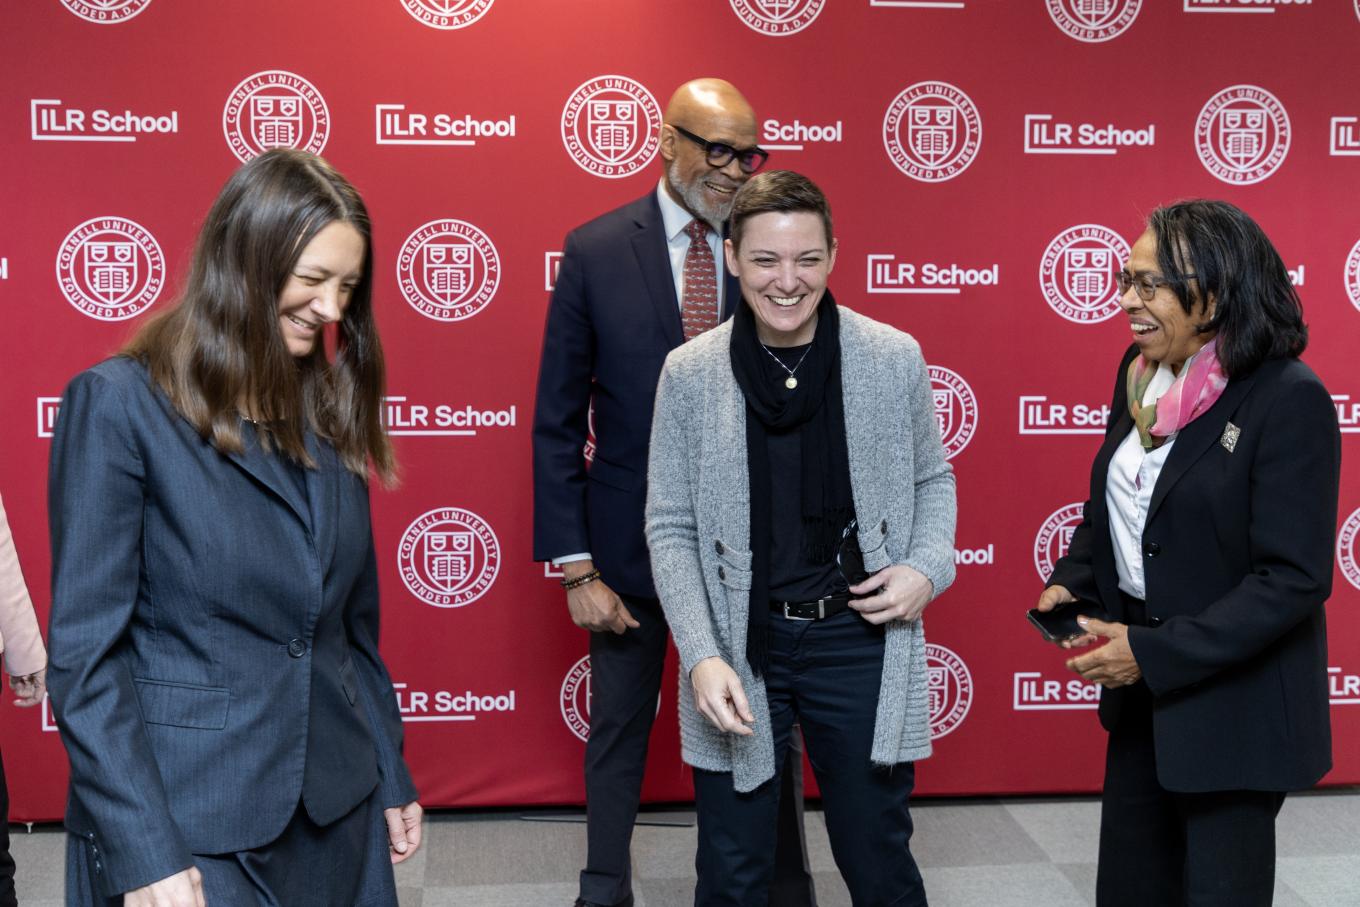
left=761, top=343, right=850, bottom=603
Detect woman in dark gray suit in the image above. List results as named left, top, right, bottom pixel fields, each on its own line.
left=47, top=149, right=421, bottom=906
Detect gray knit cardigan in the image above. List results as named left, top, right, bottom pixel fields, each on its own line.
left=645, top=306, right=957, bottom=792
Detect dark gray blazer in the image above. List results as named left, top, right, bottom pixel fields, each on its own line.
left=47, top=357, right=416, bottom=897
left=531, top=191, right=739, bottom=597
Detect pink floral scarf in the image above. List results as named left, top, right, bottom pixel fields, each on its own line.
left=1126, top=338, right=1228, bottom=450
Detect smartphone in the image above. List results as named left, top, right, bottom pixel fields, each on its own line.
left=1027, top=600, right=1109, bottom=643
left=837, top=519, right=880, bottom=587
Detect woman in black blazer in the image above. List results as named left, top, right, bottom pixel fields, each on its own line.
left=48, top=150, right=421, bottom=906
left=1036, top=200, right=1341, bottom=907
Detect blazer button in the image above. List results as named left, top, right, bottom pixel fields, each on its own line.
left=718, top=566, right=726, bottom=581
left=1143, top=541, right=1161, bottom=558
left=1148, top=616, right=1164, bottom=628
left=287, top=638, right=307, bottom=658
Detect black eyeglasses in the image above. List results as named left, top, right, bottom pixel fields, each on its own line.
left=1116, top=270, right=1198, bottom=302
left=669, top=124, right=769, bottom=174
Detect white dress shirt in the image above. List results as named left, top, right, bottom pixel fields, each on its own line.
left=655, top=178, right=726, bottom=315
left=1106, top=362, right=1177, bottom=600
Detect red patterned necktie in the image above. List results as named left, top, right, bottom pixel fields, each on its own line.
left=681, top=219, right=719, bottom=341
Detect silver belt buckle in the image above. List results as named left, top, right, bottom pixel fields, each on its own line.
left=782, top=602, right=815, bottom=621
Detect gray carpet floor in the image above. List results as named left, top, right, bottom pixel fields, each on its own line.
left=10, top=791, right=1359, bottom=906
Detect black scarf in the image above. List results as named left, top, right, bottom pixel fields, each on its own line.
left=729, top=290, right=854, bottom=676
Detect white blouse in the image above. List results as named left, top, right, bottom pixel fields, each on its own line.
left=1106, top=362, right=1177, bottom=601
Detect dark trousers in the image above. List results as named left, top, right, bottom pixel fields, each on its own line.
left=1097, top=680, right=1285, bottom=907
left=67, top=791, right=396, bottom=906
left=581, top=594, right=815, bottom=907
left=691, top=609, right=926, bottom=907
left=0, top=747, right=16, bottom=907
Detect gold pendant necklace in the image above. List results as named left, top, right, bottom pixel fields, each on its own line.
left=760, top=341, right=813, bottom=391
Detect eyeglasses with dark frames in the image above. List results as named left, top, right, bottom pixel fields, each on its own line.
left=669, top=124, right=769, bottom=174
left=1116, top=270, right=1198, bottom=302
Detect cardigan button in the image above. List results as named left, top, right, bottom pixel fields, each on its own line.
left=880, top=519, right=888, bottom=535
left=714, top=540, right=725, bottom=554
left=718, top=566, right=727, bottom=581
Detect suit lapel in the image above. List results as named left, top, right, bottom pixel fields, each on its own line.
left=1091, top=408, right=1134, bottom=512
left=631, top=199, right=684, bottom=349
left=1146, top=371, right=1258, bottom=524
left=720, top=224, right=739, bottom=323
left=225, top=426, right=311, bottom=532
left=304, top=432, right=340, bottom=571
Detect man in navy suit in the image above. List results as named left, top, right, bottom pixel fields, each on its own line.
left=533, top=78, right=815, bottom=907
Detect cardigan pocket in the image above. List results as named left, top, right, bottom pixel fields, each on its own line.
left=714, top=540, right=753, bottom=592
left=712, top=538, right=753, bottom=571
left=857, top=514, right=892, bottom=574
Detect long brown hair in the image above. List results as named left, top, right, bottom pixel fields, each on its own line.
left=125, top=148, right=395, bottom=484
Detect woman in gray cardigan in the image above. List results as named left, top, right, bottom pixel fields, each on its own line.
left=646, top=171, right=956, bottom=906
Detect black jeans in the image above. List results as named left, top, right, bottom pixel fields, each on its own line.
left=582, top=595, right=815, bottom=907
left=692, top=609, right=926, bottom=907
left=1097, top=680, right=1285, bottom=907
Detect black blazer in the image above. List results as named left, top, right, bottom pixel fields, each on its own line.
left=532, top=192, right=739, bottom=597
left=1049, top=344, right=1340, bottom=793
left=47, top=358, right=416, bottom=897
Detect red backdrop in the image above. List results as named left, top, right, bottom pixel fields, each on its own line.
left=2, top=0, right=1359, bottom=822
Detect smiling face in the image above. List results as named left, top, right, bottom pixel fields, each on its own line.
left=660, top=80, right=758, bottom=225
left=725, top=211, right=837, bottom=347
left=1121, top=229, right=1215, bottom=371
left=276, top=220, right=365, bottom=358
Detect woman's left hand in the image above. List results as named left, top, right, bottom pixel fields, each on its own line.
left=1065, top=617, right=1142, bottom=688
left=385, top=800, right=424, bottom=865
left=848, top=565, right=934, bottom=625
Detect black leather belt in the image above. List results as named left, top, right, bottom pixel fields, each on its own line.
left=770, top=593, right=852, bottom=621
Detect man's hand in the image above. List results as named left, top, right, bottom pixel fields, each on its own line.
left=385, top=801, right=424, bottom=865
left=563, top=561, right=639, bottom=634
left=1034, top=584, right=1096, bottom=649
left=690, top=657, right=754, bottom=736
left=848, top=565, right=934, bottom=625
left=123, top=867, right=205, bottom=907
left=1066, top=617, right=1142, bottom=688
left=10, top=668, right=46, bottom=707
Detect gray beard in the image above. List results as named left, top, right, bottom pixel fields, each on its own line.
left=667, top=160, right=733, bottom=226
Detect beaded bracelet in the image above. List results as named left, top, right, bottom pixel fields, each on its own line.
left=560, top=569, right=601, bottom=590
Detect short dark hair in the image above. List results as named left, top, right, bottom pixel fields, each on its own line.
left=125, top=148, right=394, bottom=483
left=1146, top=199, right=1306, bottom=377
left=728, top=170, right=833, bottom=250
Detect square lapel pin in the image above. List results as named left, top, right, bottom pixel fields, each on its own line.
left=1220, top=422, right=1241, bottom=453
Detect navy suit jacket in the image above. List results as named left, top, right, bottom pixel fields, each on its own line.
left=1049, top=344, right=1340, bottom=792
left=532, top=191, right=738, bottom=598
left=46, top=357, right=417, bottom=897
